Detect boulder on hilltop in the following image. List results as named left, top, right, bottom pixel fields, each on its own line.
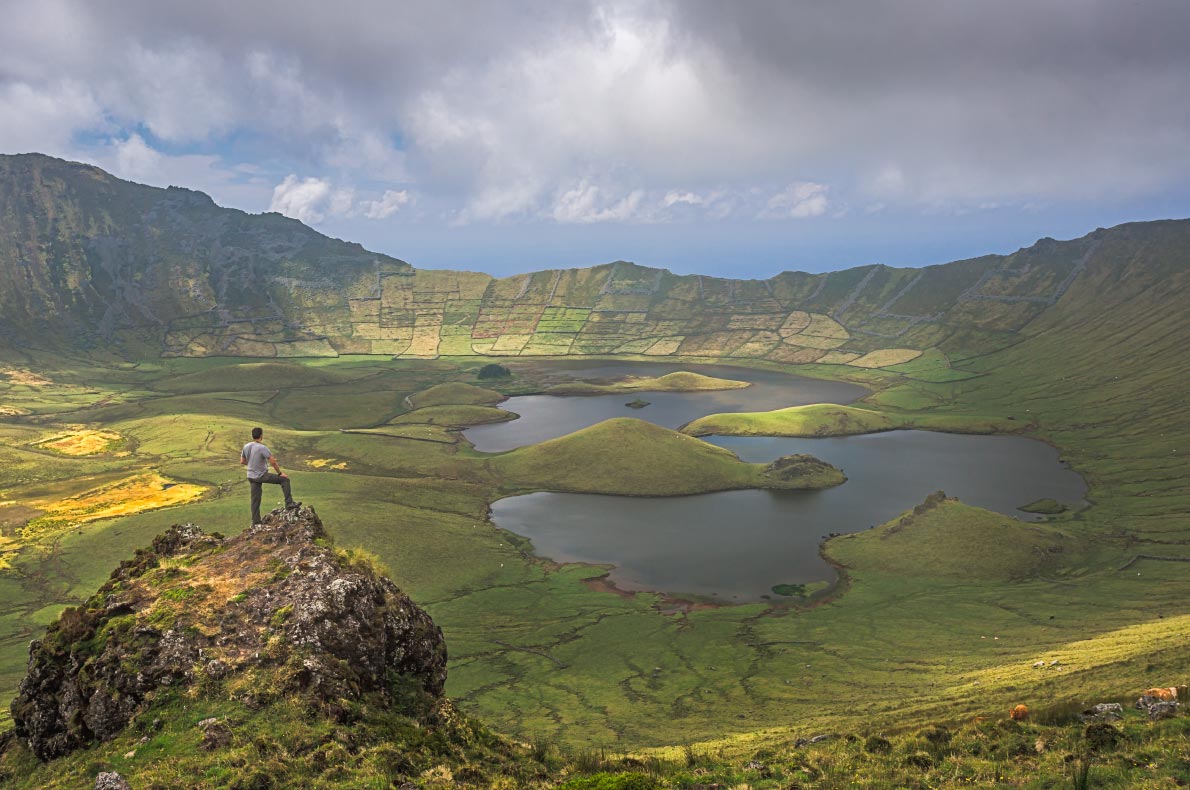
left=10, top=506, right=446, bottom=761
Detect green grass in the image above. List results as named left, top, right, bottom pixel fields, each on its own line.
left=408, top=381, right=507, bottom=408
left=488, top=418, right=841, bottom=496
left=389, top=404, right=517, bottom=427
left=545, top=371, right=751, bottom=395
left=827, top=494, right=1078, bottom=581
left=1019, top=498, right=1070, bottom=515
left=0, top=317, right=1187, bottom=765
left=684, top=403, right=1020, bottom=437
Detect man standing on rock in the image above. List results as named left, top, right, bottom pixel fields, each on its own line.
left=240, top=426, right=300, bottom=524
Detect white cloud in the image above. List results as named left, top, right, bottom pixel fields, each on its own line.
left=3, top=1, right=1190, bottom=227
left=761, top=182, right=830, bottom=219
left=270, top=175, right=333, bottom=223
left=111, top=133, right=162, bottom=181
left=269, top=175, right=413, bottom=224
left=362, top=189, right=410, bottom=219
left=0, top=80, right=104, bottom=156
left=551, top=181, right=645, bottom=224
left=663, top=190, right=704, bottom=207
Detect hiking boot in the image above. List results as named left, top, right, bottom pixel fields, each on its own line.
left=284, top=501, right=302, bottom=510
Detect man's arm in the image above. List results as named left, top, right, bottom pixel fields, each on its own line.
left=270, top=455, right=287, bottom=478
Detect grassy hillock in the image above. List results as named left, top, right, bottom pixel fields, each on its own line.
left=683, top=403, right=1018, bottom=437
left=408, top=382, right=507, bottom=408
left=390, top=405, right=516, bottom=427
left=546, top=371, right=750, bottom=395
left=827, top=492, right=1075, bottom=582
left=490, top=418, right=842, bottom=496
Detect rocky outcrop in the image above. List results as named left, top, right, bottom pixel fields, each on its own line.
left=10, top=506, right=446, bottom=761
left=762, top=453, right=846, bottom=489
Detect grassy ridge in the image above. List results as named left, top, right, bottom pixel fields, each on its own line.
left=683, top=403, right=1019, bottom=437
left=545, top=371, right=751, bottom=395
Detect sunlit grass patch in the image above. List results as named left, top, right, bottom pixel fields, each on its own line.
left=20, top=472, right=206, bottom=540
left=35, top=428, right=123, bottom=456
left=307, top=458, right=348, bottom=470
left=849, top=348, right=923, bottom=368
left=0, top=368, right=52, bottom=387
left=545, top=371, right=751, bottom=395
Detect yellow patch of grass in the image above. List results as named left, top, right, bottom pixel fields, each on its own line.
left=0, top=406, right=28, bottom=416
left=0, top=533, right=16, bottom=570
left=21, top=473, right=206, bottom=539
left=36, top=428, right=122, bottom=456
left=818, top=350, right=862, bottom=365
left=850, top=348, right=924, bottom=368
left=777, top=311, right=811, bottom=337
left=545, top=371, right=750, bottom=395
left=401, top=325, right=442, bottom=358
left=801, top=312, right=849, bottom=339
left=643, top=336, right=684, bottom=355
left=489, top=334, right=532, bottom=353
left=954, top=611, right=1190, bottom=697
left=0, top=368, right=52, bottom=386
left=308, top=458, right=349, bottom=470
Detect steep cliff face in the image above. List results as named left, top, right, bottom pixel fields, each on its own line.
left=6, top=153, right=1182, bottom=368
left=9, top=506, right=446, bottom=761
left=0, top=154, right=412, bottom=352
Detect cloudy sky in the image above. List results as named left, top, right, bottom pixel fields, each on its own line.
left=3, top=0, right=1189, bottom=277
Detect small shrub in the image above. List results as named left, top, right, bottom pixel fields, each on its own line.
left=477, top=363, right=512, bottom=380
left=560, top=771, right=661, bottom=790
left=864, top=735, right=892, bottom=754
left=1084, top=722, right=1122, bottom=752
left=573, top=748, right=607, bottom=773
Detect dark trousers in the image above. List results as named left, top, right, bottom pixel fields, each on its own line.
left=249, top=473, right=294, bottom=523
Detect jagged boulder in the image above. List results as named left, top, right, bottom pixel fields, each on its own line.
left=10, top=506, right=446, bottom=761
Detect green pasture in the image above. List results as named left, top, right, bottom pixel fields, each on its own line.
left=0, top=344, right=1186, bottom=756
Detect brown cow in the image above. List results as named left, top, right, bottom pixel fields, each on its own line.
left=1145, top=687, right=1178, bottom=701
left=1010, top=704, right=1029, bottom=721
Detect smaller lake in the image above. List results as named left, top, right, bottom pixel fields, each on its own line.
left=464, top=361, right=867, bottom=452
left=491, top=431, right=1088, bottom=602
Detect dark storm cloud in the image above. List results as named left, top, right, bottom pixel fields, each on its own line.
left=666, top=0, right=1190, bottom=201
left=1, top=0, right=1188, bottom=222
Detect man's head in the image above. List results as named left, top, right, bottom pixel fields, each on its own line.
left=251, top=427, right=263, bottom=440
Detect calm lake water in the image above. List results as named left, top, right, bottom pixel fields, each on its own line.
left=472, top=362, right=1088, bottom=602
left=465, top=361, right=867, bottom=452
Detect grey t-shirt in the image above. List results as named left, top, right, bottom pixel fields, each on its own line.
left=241, top=441, right=272, bottom=480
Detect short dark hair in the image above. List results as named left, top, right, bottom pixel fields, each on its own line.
left=251, top=427, right=263, bottom=440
